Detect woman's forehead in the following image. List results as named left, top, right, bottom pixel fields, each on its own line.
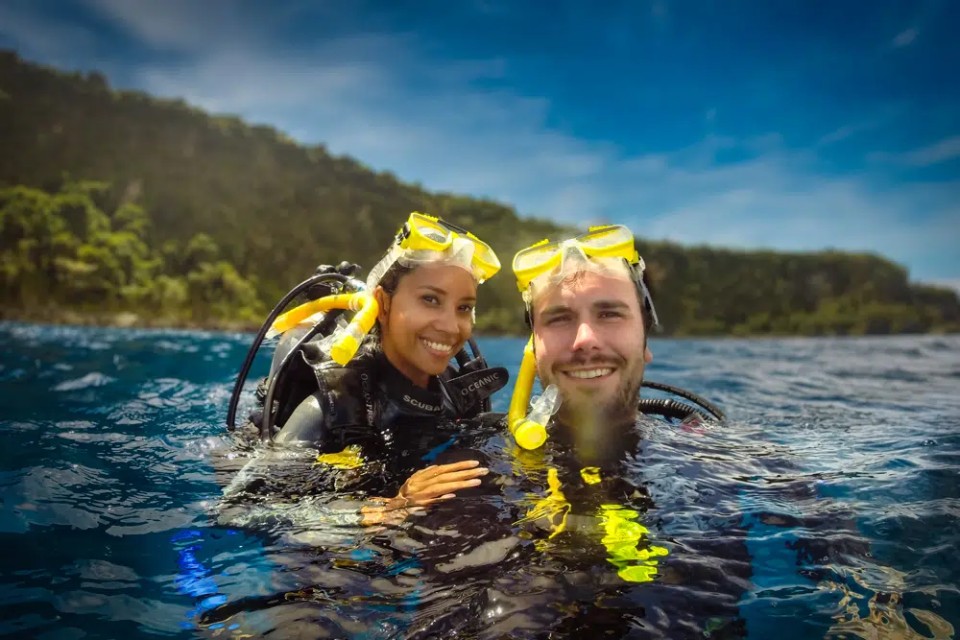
left=398, top=263, right=477, bottom=294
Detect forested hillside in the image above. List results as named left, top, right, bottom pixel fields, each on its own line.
left=2, top=51, right=957, bottom=335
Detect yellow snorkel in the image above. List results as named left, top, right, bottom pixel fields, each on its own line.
left=507, top=336, right=559, bottom=450
left=266, top=291, right=379, bottom=366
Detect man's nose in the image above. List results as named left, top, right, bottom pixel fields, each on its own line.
left=571, top=320, right=600, bottom=351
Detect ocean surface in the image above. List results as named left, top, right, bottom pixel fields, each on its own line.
left=1, top=321, right=958, bottom=639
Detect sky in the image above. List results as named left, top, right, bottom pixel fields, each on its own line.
left=2, top=0, right=958, bottom=289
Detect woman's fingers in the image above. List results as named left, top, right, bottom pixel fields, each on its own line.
left=408, top=460, right=480, bottom=481
left=362, top=461, right=492, bottom=526
left=409, top=477, right=482, bottom=500
left=405, top=468, right=487, bottom=498
left=396, top=460, right=489, bottom=506
left=407, top=468, right=487, bottom=492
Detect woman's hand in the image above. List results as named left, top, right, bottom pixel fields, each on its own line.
left=360, top=459, right=488, bottom=526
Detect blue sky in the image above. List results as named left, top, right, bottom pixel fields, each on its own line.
left=2, top=0, right=958, bottom=288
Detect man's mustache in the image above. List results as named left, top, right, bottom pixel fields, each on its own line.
left=561, top=354, right=625, bottom=368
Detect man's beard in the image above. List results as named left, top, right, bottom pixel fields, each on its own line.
left=547, top=354, right=645, bottom=465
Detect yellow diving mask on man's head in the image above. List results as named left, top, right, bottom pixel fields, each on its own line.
left=513, top=224, right=640, bottom=293
left=366, top=212, right=501, bottom=290
left=512, top=224, right=659, bottom=330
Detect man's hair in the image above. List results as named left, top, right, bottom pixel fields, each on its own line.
left=526, top=260, right=655, bottom=336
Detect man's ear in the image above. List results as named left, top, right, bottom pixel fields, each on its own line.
left=373, top=286, right=390, bottom=326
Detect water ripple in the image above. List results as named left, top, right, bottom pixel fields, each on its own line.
left=2, top=325, right=959, bottom=638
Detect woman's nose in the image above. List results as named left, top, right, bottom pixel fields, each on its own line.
left=434, top=305, right=461, bottom=335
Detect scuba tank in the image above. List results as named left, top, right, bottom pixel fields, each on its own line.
left=226, top=261, right=369, bottom=440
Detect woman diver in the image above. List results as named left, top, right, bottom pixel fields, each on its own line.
left=220, top=212, right=508, bottom=529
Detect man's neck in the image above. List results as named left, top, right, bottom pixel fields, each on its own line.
left=553, top=405, right=637, bottom=468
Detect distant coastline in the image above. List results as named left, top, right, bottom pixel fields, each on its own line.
left=4, top=308, right=956, bottom=339
left=3, top=50, right=959, bottom=337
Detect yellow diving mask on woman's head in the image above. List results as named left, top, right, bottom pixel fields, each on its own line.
left=366, top=212, right=502, bottom=290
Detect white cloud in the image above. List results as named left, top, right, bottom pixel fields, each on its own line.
left=82, top=0, right=255, bottom=52
left=124, top=39, right=957, bottom=280
left=892, top=27, right=918, bottom=48
left=923, top=278, right=960, bottom=294
left=902, top=136, right=960, bottom=167
left=138, top=49, right=387, bottom=114
left=0, top=1, right=99, bottom=63
left=817, top=109, right=900, bottom=146
left=869, top=135, right=960, bottom=167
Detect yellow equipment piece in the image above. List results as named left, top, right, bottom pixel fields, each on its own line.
left=266, top=292, right=378, bottom=366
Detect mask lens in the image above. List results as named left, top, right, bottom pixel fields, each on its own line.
left=514, top=242, right=560, bottom=273
left=422, top=228, right=448, bottom=243
left=470, top=241, right=501, bottom=279
left=576, top=226, right=637, bottom=264
left=407, top=213, right=453, bottom=250
left=579, top=225, right=632, bottom=250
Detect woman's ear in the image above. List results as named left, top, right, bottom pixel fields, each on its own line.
left=373, top=286, right=390, bottom=326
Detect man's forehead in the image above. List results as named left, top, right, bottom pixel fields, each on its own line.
left=532, top=270, right=636, bottom=311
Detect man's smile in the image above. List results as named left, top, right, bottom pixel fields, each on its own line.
left=561, top=367, right=615, bottom=380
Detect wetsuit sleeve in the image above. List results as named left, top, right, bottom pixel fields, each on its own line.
left=217, top=492, right=368, bottom=546
left=216, top=444, right=374, bottom=543
left=274, top=391, right=329, bottom=445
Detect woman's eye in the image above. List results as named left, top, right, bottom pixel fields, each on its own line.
left=421, top=295, right=440, bottom=305
left=457, top=304, right=475, bottom=314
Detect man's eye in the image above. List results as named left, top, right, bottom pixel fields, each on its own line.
left=599, top=311, right=624, bottom=319
left=544, top=315, right=569, bottom=326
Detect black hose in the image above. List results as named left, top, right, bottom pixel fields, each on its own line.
left=225, top=273, right=350, bottom=430
left=637, top=397, right=711, bottom=423
left=641, top=379, right=725, bottom=421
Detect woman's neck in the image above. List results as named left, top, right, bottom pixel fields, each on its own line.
left=381, top=342, right=430, bottom=388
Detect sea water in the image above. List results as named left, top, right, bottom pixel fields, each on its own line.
left=1, top=322, right=957, bottom=638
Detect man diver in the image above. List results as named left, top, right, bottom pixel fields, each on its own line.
left=511, top=224, right=661, bottom=467
left=460, top=227, right=865, bottom=639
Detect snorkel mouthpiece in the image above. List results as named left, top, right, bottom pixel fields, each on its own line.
left=517, top=385, right=559, bottom=449
left=507, top=336, right=559, bottom=449
left=325, top=293, right=378, bottom=365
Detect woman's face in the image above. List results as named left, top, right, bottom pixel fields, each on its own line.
left=376, top=264, right=477, bottom=387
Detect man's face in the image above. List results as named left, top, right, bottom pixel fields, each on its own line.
left=531, top=269, right=653, bottom=424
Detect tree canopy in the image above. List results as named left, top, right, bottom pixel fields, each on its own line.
left=1, top=50, right=957, bottom=335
